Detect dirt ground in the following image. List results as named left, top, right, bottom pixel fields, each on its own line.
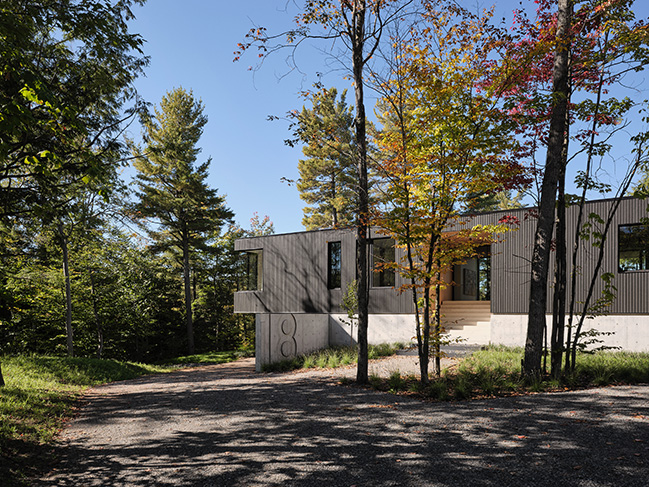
left=39, top=355, right=649, bottom=486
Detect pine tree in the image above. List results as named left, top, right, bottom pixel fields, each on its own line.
left=295, top=87, right=357, bottom=230
left=131, top=88, right=233, bottom=355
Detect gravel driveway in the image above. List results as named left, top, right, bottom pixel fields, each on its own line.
left=40, top=356, right=649, bottom=486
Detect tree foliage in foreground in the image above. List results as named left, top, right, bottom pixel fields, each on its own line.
left=374, top=2, right=528, bottom=383
left=0, top=0, right=147, bottom=219
left=506, top=0, right=649, bottom=378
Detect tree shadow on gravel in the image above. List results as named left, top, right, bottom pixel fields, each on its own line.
left=39, top=365, right=649, bottom=487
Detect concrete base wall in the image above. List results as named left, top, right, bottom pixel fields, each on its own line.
left=490, top=314, right=649, bottom=352
left=255, top=312, right=649, bottom=370
left=328, top=314, right=417, bottom=347
left=255, top=313, right=329, bottom=372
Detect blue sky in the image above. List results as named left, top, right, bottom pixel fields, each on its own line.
left=128, top=1, right=649, bottom=235
left=128, top=1, right=334, bottom=234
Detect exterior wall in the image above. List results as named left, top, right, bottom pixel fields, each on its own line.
left=254, top=313, right=329, bottom=371
left=490, top=314, right=649, bottom=352
left=458, top=197, right=649, bottom=315
left=328, top=314, right=417, bottom=347
left=239, top=197, right=649, bottom=369
left=254, top=313, right=417, bottom=370
left=235, top=227, right=414, bottom=315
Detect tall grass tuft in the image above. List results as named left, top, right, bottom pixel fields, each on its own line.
left=261, top=343, right=405, bottom=372
left=365, top=346, right=649, bottom=401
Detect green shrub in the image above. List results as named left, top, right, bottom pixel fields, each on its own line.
left=387, top=370, right=405, bottom=391
left=262, top=343, right=405, bottom=373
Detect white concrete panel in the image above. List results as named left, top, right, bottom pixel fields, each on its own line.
left=329, top=314, right=417, bottom=346
left=489, top=314, right=649, bottom=352
left=490, top=314, right=528, bottom=347
left=255, top=313, right=330, bottom=370
left=446, top=322, right=492, bottom=345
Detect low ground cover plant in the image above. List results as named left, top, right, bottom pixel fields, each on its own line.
left=364, top=346, right=649, bottom=400
left=261, top=343, right=405, bottom=372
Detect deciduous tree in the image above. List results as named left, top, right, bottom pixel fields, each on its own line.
left=236, top=0, right=417, bottom=384
left=374, top=3, right=527, bottom=381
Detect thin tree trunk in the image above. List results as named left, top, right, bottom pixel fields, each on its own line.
left=568, top=164, right=640, bottom=369
left=523, top=0, right=572, bottom=379
left=331, top=174, right=338, bottom=227
left=183, top=240, right=195, bottom=355
left=59, top=224, right=74, bottom=357
left=90, top=272, right=103, bottom=359
left=0, top=362, right=5, bottom=387
left=433, top=274, right=442, bottom=377
left=551, top=153, right=567, bottom=378
left=352, top=1, right=370, bottom=385
left=565, top=44, right=606, bottom=372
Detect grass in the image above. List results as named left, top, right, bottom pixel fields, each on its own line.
left=365, top=346, right=649, bottom=401
left=261, top=343, right=405, bottom=373
left=157, top=349, right=253, bottom=366
left=0, top=351, right=244, bottom=486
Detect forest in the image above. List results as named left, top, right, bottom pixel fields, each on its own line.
left=0, top=1, right=274, bottom=367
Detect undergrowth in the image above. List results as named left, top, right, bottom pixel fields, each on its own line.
left=364, top=346, right=649, bottom=401
left=261, top=343, right=405, bottom=373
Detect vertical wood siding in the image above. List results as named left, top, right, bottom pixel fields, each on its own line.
left=235, top=198, right=648, bottom=316
left=235, top=228, right=413, bottom=314
left=458, top=198, right=649, bottom=315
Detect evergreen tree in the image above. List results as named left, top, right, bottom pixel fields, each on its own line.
left=131, top=88, right=233, bottom=355
left=295, top=87, right=356, bottom=230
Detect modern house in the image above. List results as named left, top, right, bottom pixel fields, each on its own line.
left=234, top=197, right=649, bottom=370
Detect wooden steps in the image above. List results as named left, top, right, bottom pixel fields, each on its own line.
left=441, top=301, right=492, bottom=345
left=441, top=301, right=491, bottom=329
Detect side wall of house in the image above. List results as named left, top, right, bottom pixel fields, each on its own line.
left=235, top=228, right=414, bottom=315
left=464, top=197, right=649, bottom=315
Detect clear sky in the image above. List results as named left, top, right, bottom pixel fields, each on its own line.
left=128, top=1, right=649, bottom=235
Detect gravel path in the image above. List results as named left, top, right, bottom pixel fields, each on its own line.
left=40, top=356, right=649, bottom=486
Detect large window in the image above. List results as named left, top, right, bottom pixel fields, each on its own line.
left=371, top=238, right=395, bottom=287
left=477, top=255, right=491, bottom=301
left=240, top=250, right=263, bottom=290
left=619, top=224, right=649, bottom=272
left=328, top=241, right=342, bottom=289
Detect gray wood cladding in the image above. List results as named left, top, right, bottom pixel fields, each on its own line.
left=235, top=198, right=648, bottom=316
left=235, top=228, right=414, bottom=314
left=456, top=197, right=649, bottom=315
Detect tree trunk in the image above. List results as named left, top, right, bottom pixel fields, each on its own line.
left=0, top=362, right=5, bottom=387
left=523, top=0, right=572, bottom=379
left=183, top=240, right=195, bottom=355
left=566, top=52, right=606, bottom=372
left=352, top=1, right=370, bottom=385
left=551, top=146, right=567, bottom=379
left=59, top=224, right=74, bottom=357
left=90, top=272, right=103, bottom=359
left=434, top=272, right=442, bottom=376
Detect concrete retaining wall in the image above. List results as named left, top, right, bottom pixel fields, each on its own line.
left=255, top=312, right=649, bottom=370
left=490, top=314, right=649, bottom=352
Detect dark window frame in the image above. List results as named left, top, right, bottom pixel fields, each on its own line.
left=240, top=250, right=263, bottom=290
left=327, top=241, right=342, bottom=289
left=370, top=238, right=395, bottom=288
left=618, top=223, right=649, bottom=272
